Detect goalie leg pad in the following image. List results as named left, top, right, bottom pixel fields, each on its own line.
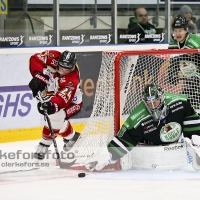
left=184, top=137, right=200, bottom=170
left=191, top=135, right=200, bottom=157
left=192, top=153, right=200, bottom=170
left=120, top=142, right=188, bottom=170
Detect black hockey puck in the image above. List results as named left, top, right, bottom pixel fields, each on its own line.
left=78, top=173, right=86, bottom=178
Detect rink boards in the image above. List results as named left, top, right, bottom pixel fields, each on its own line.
left=0, top=44, right=168, bottom=143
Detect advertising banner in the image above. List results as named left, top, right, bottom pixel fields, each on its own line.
left=60, top=30, right=113, bottom=46
left=0, top=32, right=113, bottom=47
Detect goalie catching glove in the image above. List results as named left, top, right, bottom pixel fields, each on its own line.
left=83, top=147, right=117, bottom=171
left=37, top=101, right=60, bottom=115
left=29, top=72, right=49, bottom=97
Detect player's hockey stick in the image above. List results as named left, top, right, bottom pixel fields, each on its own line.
left=179, top=60, right=200, bottom=79
left=37, top=91, right=76, bottom=169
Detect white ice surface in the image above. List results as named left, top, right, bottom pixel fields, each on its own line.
left=0, top=139, right=200, bottom=200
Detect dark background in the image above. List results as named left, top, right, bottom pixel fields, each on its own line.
left=72, top=51, right=102, bottom=119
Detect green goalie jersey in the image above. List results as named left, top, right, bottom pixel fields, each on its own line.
left=168, top=33, right=200, bottom=49
left=108, top=93, right=200, bottom=160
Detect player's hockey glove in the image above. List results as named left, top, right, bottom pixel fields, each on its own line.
left=37, top=101, right=60, bottom=115
left=29, top=72, right=49, bottom=97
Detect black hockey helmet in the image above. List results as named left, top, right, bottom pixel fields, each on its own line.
left=172, top=15, right=188, bottom=30
left=58, top=51, right=77, bottom=70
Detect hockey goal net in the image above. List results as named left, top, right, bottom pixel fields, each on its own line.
left=64, top=49, right=200, bottom=169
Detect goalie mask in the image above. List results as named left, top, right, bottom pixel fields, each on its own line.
left=58, top=51, right=76, bottom=75
left=143, top=83, right=166, bottom=121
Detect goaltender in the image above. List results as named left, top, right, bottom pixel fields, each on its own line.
left=84, top=83, right=200, bottom=171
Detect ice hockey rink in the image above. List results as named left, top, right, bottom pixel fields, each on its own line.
left=1, top=139, right=200, bottom=200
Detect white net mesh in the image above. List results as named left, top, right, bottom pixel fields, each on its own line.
left=68, top=52, right=119, bottom=161
left=68, top=49, right=200, bottom=163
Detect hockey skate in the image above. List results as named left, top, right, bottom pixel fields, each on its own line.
left=63, top=132, right=81, bottom=152
left=34, top=143, right=50, bottom=160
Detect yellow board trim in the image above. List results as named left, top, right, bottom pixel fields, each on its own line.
left=0, top=123, right=86, bottom=143
left=0, top=0, right=8, bottom=14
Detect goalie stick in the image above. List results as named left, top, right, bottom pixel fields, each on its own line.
left=37, top=91, right=76, bottom=169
